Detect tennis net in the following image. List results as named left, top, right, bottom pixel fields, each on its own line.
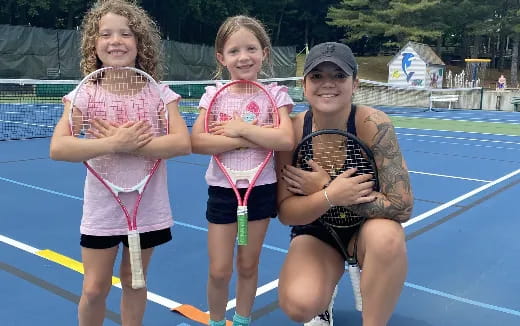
left=0, top=77, right=483, bottom=141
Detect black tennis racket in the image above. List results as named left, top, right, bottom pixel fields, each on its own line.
left=292, top=129, right=380, bottom=312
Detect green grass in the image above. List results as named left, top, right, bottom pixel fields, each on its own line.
left=391, top=116, right=520, bottom=135
left=296, top=54, right=395, bottom=81
left=296, top=53, right=390, bottom=80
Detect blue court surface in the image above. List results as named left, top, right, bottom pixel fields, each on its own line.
left=1, top=109, right=519, bottom=325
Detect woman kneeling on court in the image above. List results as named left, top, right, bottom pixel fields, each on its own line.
left=276, top=42, right=413, bottom=326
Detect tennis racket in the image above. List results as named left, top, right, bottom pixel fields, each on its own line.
left=292, top=129, right=380, bottom=312
left=69, top=66, right=168, bottom=289
left=205, top=80, right=279, bottom=245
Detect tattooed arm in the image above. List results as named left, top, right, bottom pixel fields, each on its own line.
left=348, top=108, right=413, bottom=223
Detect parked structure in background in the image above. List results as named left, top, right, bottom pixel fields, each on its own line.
left=387, top=41, right=445, bottom=88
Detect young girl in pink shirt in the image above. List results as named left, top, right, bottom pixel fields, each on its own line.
left=49, top=1, right=190, bottom=325
left=190, top=15, right=294, bottom=326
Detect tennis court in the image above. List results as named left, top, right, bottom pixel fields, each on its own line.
left=1, top=82, right=519, bottom=325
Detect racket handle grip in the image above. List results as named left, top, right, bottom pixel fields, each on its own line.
left=128, top=231, right=146, bottom=289
left=348, top=263, right=362, bottom=311
left=237, top=206, right=248, bottom=246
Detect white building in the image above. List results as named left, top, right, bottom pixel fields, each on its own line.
left=388, top=41, right=446, bottom=88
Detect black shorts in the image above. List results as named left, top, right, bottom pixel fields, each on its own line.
left=290, top=221, right=360, bottom=260
left=80, top=228, right=172, bottom=249
left=206, top=183, right=277, bottom=224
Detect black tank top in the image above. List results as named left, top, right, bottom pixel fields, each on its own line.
left=292, top=104, right=361, bottom=251
left=302, top=104, right=358, bottom=138
left=295, top=104, right=358, bottom=179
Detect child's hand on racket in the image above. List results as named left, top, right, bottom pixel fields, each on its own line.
left=282, top=159, right=331, bottom=195
left=209, top=112, right=257, bottom=137
left=236, top=137, right=259, bottom=149
left=88, top=118, right=119, bottom=138
left=89, top=119, right=153, bottom=153
left=325, top=168, right=377, bottom=206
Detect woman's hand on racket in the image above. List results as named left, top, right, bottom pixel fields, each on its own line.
left=282, top=159, right=331, bottom=195
left=89, top=119, right=153, bottom=153
left=325, top=168, right=377, bottom=206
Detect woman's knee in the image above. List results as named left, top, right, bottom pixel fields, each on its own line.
left=363, top=220, right=407, bottom=261
left=279, top=284, right=325, bottom=322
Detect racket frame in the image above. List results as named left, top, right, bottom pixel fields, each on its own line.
left=69, top=66, right=168, bottom=289
left=292, top=128, right=380, bottom=311
left=204, top=79, right=279, bottom=245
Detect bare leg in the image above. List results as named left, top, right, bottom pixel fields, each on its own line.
left=79, top=246, right=119, bottom=326
left=356, top=219, right=407, bottom=326
left=119, top=247, right=154, bottom=326
left=235, top=218, right=270, bottom=317
left=278, top=235, right=344, bottom=323
left=207, top=222, right=238, bottom=322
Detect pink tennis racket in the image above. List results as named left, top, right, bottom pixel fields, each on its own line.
left=69, top=66, right=168, bottom=289
left=205, top=80, right=279, bottom=245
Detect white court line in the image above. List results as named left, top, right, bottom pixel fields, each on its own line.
left=398, top=132, right=520, bottom=145
left=210, top=279, right=280, bottom=313
left=402, top=138, right=520, bottom=152
left=408, top=170, right=490, bottom=183
left=403, top=168, right=520, bottom=227
left=2, top=169, right=519, bottom=314
left=396, top=126, right=520, bottom=138
left=0, top=234, right=39, bottom=254
left=395, top=116, right=520, bottom=125
left=249, top=168, right=520, bottom=310
left=0, top=222, right=276, bottom=314
left=0, top=119, right=54, bottom=128
left=0, top=234, right=184, bottom=310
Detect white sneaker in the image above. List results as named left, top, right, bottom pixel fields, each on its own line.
left=303, top=285, right=337, bottom=326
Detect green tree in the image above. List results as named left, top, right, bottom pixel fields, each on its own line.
left=327, top=0, right=443, bottom=54
left=0, top=0, right=93, bottom=28
left=503, top=3, right=520, bottom=86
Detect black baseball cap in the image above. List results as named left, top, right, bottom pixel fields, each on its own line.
left=303, top=42, right=357, bottom=77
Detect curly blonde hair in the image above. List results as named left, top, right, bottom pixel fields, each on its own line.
left=214, top=15, right=273, bottom=79
left=80, top=0, right=163, bottom=80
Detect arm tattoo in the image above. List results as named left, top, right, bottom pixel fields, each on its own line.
left=349, top=113, right=413, bottom=223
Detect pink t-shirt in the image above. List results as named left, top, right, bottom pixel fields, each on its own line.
left=63, top=83, right=179, bottom=236
left=198, top=82, right=294, bottom=188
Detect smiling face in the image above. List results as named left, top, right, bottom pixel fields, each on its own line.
left=216, top=27, right=266, bottom=81
left=95, top=12, right=137, bottom=68
left=303, top=61, right=358, bottom=115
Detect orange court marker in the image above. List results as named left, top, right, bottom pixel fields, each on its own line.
left=171, top=304, right=232, bottom=326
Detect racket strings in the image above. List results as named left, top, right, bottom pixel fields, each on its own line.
left=208, top=82, right=276, bottom=173
left=208, top=84, right=276, bottom=126
left=296, top=134, right=377, bottom=227
left=71, top=68, right=166, bottom=189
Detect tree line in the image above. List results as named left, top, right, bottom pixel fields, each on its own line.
left=2, top=0, right=519, bottom=84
